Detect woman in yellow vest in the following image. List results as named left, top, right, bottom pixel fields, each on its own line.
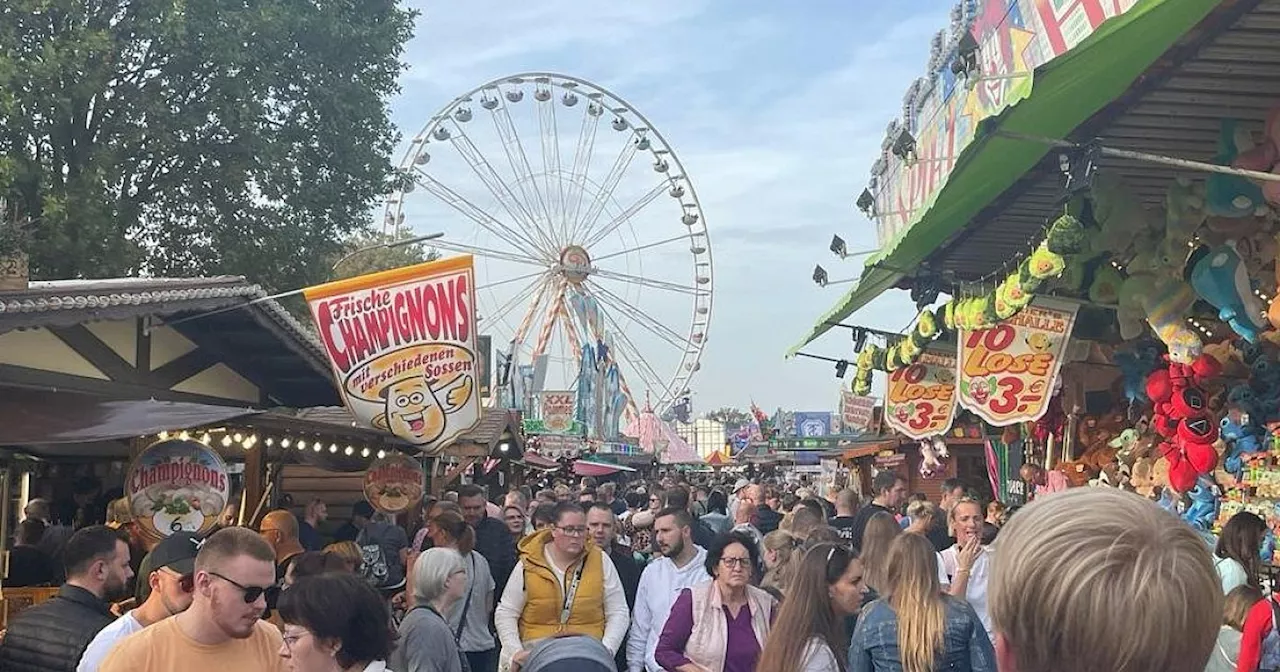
left=494, top=502, right=630, bottom=671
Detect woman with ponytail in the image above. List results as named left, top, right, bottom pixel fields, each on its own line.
left=847, top=533, right=994, bottom=672
left=762, top=530, right=802, bottom=597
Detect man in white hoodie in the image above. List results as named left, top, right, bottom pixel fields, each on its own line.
left=627, top=507, right=711, bottom=672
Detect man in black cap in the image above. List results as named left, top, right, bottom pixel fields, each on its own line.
left=76, top=532, right=202, bottom=672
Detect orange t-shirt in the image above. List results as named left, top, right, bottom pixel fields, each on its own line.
left=97, top=617, right=285, bottom=672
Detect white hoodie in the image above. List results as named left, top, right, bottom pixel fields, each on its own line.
left=627, top=545, right=711, bottom=672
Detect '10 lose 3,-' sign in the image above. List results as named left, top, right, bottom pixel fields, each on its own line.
left=884, top=349, right=958, bottom=440
left=956, top=298, right=1078, bottom=426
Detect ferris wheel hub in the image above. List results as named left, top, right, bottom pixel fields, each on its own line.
left=558, top=245, right=592, bottom=285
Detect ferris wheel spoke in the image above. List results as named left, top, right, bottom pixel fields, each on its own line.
left=597, top=313, right=669, bottom=398
left=581, top=181, right=668, bottom=251
left=445, top=126, right=560, bottom=255
left=488, top=97, right=557, bottom=246
left=413, top=169, right=548, bottom=257
left=585, top=281, right=690, bottom=351
left=591, top=233, right=695, bottom=263
left=537, top=92, right=567, bottom=240
left=591, top=267, right=708, bottom=296
left=564, top=105, right=603, bottom=247
left=477, top=269, right=552, bottom=293
left=432, top=238, right=548, bottom=268
left=568, top=135, right=640, bottom=246
left=484, top=274, right=552, bottom=334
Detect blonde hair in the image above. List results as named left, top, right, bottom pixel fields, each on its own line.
left=905, top=500, right=937, bottom=526
left=1224, top=584, right=1263, bottom=631
left=884, top=533, right=945, bottom=672
left=861, top=511, right=901, bottom=594
left=762, top=530, right=802, bottom=595
left=324, top=541, right=362, bottom=572
left=990, top=488, right=1222, bottom=672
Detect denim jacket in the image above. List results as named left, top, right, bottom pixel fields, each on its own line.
left=848, top=595, right=996, bottom=672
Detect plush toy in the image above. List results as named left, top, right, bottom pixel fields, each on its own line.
left=1189, top=241, right=1269, bottom=342
left=1181, top=474, right=1220, bottom=531
left=1206, top=118, right=1267, bottom=218
left=1231, top=103, right=1280, bottom=208
left=1114, top=344, right=1163, bottom=403
left=1220, top=407, right=1265, bottom=482
left=1119, top=246, right=1204, bottom=362
left=919, top=437, right=949, bottom=478
left=1146, top=354, right=1223, bottom=492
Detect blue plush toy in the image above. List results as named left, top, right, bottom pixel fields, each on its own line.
left=1190, top=242, right=1269, bottom=342
left=1181, top=475, right=1220, bottom=532
left=1205, top=118, right=1267, bottom=218
left=1222, top=410, right=1265, bottom=482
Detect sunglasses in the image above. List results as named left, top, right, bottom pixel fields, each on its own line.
left=208, top=571, right=281, bottom=604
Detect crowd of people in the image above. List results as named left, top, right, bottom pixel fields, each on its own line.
left=0, top=467, right=1254, bottom=672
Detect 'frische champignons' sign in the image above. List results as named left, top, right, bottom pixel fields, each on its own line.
left=363, top=451, right=424, bottom=514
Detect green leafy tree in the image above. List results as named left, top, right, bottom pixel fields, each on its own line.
left=0, top=0, right=415, bottom=291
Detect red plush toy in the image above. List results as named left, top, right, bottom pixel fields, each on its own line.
left=1145, top=353, right=1223, bottom=492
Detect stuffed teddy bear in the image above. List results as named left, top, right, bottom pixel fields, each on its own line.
left=1207, top=118, right=1268, bottom=218
left=1190, top=241, right=1270, bottom=343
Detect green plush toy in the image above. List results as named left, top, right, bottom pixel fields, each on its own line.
left=1026, top=246, right=1067, bottom=279
left=1088, top=264, right=1124, bottom=305
left=916, top=309, right=939, bottom=339
left=1046, top=214, right=1087, bottom=255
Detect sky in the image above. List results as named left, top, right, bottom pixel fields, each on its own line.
left=388, top=1, right=952, bottom=415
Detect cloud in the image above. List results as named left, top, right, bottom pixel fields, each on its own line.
left=389, top=1, right=952, bottom=412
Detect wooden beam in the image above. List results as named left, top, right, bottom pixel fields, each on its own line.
left=47, top=325, right=140, bottom=384
left=150, top=349, right=220, bottom=389
left=0, top=364, right=264, bottom=407
left=433, top=457, right=478, bottom=496
left=243, top=444, right=267, bottom=528
left=135, top=318, right=151, bottom=374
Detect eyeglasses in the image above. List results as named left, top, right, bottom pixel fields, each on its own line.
left=281, top=630, right=312, bottom=652
left=555, top=525, right=587, bottom=537
left=720, top=557, right=752, bottom=569
left=208, top=571, right=281, bottom=604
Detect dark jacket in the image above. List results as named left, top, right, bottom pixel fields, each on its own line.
left=473, top=515, right=517, bottom=597
left=0, top=584, right=115, bottom=672
left=608, top=544, right=642, bottom=672
left=756, top=507, right=783, bottom=535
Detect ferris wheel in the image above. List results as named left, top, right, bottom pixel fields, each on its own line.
left=383, top=73, right=713, bottom=423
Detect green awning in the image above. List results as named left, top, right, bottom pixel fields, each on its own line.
left=788, top=0, right=1221, bottom=357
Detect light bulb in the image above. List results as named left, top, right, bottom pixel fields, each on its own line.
left=158, top=430, right=170, bottom=440
left=265, top=437, right=275, bottom=447
left=221, top=435, right=233, bottom=447
left=361, top=448, right=371, bottom=458
left=377, top=450, right=386, bottom=459
left=281, top=438, right=291, bottom=448
left=313, top=443, right=322, bottom=452
left=329, top=444, right=338, bottom=453
left=233, top=433, right=243, bottom=443
left=344, top=446, right=354, bottom=456
left=297, top=440, right=307, bottom=450
left=199, top=433, right=211, bottom=444
left=179, top=431, right=190, bottom=441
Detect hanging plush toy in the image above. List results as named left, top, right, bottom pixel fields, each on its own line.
left=1189, top=241, right=1270, bottom=342
left=1114, top=344, right=1163, bottom=403
left=1221, top=407, right=1265, bottom=482
left=1146, top=353, right=1223, bottom=492
left=1232, top=103, right=1280, bottom=209
left=1180, top=474, right=1220, bottom=531
left=1206, top=118, right=1267, bottom=218
left=919, top=437, right=948, bottom=478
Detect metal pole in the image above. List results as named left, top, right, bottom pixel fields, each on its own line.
left=995, top=130, right=1280, bottom=183
left=330, top=231, right=444, bottom=273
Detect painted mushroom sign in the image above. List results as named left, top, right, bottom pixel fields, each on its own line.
left=127, top=438, right=230, bottom=543
left=305, top=255, right=482, bottom=455
left=363, top=452, right=425, bottom=514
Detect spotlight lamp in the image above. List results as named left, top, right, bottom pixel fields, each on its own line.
left=830, top=234, right=848, bottom=259
left=813, top=265, right=830, bottom=288
left=856, top=188, right=876, bottom=217
left=835, top=360, right=850, bottom=379
left=891, top=127, right=918, bottom=163
left=951, top=31, right=980, bottom=79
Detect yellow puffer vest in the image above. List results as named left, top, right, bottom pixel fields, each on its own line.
left=516, top=528, right=606, bottom=641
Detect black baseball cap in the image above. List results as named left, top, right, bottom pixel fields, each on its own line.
left=149, top=532, right=202, bottom=575
left=352, top=501, right=375, bottom=519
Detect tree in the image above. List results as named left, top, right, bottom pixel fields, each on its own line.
left=0, top=0, right=416, bottom=292
left=705, top=407, right=751, bottom=427
left=329, top=230, right=440, bottom=281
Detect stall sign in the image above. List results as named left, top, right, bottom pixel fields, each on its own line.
left=304, top=256, right=480, bottom=456
left=363, top=452, right=424, bottom=514
left=874, top=451, right=905, bottom=469
left=127, top=439, right=230, bottom=543
left=956, top=297, right=1078, bottom=426
left=884, top=348, right=958, bottom=440
left=539, top=391, right=576, bottom=434
left=840, top=391, right=877, bottom=433
left=794, top=412, right=834, bottom=437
